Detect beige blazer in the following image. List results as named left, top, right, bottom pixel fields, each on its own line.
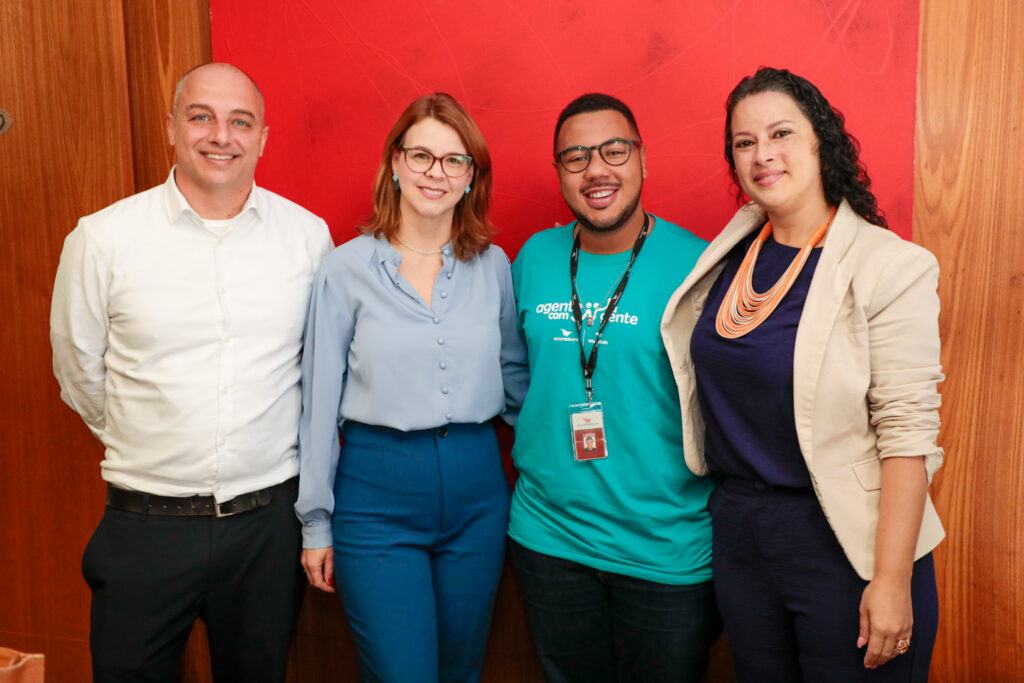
left=661, top=200, right=945, bottom=580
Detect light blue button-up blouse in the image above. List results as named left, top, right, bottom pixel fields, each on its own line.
left=296, top=233, right=529, bottom=547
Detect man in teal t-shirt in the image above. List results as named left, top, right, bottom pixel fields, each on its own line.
left=510, top=93, right=720, bottom=683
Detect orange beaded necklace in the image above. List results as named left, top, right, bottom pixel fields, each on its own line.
left=715, top=206, right=836, bottom=339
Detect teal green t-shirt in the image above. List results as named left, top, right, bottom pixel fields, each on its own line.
left=510, top=216, right=713, bottom=585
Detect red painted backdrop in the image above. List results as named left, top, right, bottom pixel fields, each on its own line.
left=211, top=0, right=918, bottom=251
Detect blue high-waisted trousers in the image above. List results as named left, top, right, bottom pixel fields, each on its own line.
left=332, top=421, right=510, bottom=683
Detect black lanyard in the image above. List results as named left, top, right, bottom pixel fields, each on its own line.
left=570, top=214, right=651, bottom=403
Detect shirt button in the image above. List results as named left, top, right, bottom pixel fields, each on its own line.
left=446, top=271, right=453, bottom=279
left=445, top=412, right=453, bottom=421
left=222, top=388, right=229, bottom=394
left=441, top=386, right=449, bottom=394
left=220, top=287, right=226, bottom=294
left=440, top=291, right=448, bottom=299
left=219, top=438, right=226, bottom=446
left=222, top=336, right=231, bottom=343
left=439, top=361, right=447, bottom=370
left=437, top=337, right=445, bottom=345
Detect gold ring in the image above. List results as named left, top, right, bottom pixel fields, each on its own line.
left=894, top=638, right=911, bottom=656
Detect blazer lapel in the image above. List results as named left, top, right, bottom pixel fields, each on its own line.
left=663, top=203, right=766, bottom=316
left=791, top=200, right=859, bottom=466
left=661, top=203, right=766, bottom=475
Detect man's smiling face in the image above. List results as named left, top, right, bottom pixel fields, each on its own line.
left=554, top=109, right=646, bottom=235
left=166, top=63, right=268, bottom=202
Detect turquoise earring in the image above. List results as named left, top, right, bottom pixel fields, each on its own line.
left=464, top=185, right=471, bottom=195
left=393, top=173, right=399, bottom=190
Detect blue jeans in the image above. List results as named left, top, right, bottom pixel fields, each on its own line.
left=508, top=540, right=720, bottom=683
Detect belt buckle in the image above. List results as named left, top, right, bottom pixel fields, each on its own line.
left=214, top=498, right=239, bottom=518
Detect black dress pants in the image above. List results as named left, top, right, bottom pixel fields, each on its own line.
left=82, top=482, right=305, bottom=683
left=709, top=481, right=938, bottom=682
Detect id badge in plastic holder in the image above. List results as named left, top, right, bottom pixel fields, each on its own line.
left=569, top=402, right=608, bottom=461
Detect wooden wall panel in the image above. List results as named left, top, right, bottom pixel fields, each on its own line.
left=0, top=0, right=133, bottom=679
left=914, top=0, right=1024, bottom=680
left=122, top=0, right=212, bottom=192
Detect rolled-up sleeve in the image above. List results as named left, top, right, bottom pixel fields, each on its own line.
left=866, top=244, right=944, bottom=481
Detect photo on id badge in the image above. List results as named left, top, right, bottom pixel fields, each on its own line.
left=569, top=402, right=608, bottom=461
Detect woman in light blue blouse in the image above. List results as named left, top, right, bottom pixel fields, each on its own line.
left=296, top=93, right=528, bottom=682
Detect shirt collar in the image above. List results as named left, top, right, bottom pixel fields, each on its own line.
left=373, top=233, right=403, bottom=267
left=162, top=166, right=262, bottom=225
left=372, top=233, right=456, bottom=288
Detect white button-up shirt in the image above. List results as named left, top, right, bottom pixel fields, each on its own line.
left=51, top=170, right=333, bottom=501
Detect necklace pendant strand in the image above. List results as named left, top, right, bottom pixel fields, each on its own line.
left=395, top=234, right=444, bottom=255
left=715, top=206, right=836, bottom=339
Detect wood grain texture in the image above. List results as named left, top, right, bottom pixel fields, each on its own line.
left=481, top=566, right=544, bottom=682
left=0, top=0, right=133, bottom=645
left=122, top=0, right=212, bottom=193
left=286, top=589, right=360, bottom=682
left=0, top=0, right=133, bottom=680
left=915, top=0, right=1024, bottom=680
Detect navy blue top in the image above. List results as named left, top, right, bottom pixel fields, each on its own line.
left=690, top=233, right=822, bottom=487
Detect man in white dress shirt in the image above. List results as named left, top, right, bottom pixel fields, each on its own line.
left=50, top=62, right=332, bottom=682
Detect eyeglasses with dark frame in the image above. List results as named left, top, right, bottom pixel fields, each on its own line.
left=554, top=138, right=642, bottom=173
left=400, top=147, right=474, bottom=178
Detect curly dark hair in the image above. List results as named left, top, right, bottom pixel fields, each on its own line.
left=724, top=67, right=887, bottom=229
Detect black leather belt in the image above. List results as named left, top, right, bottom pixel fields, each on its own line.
left=105, top=477, right=298, bottom=518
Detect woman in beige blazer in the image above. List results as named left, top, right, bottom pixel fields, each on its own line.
left=661, top=68, right=943, bottom=682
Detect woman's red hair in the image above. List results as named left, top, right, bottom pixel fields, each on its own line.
left=360, top=93, right=494, bottom=260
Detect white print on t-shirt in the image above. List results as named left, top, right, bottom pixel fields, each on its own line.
left=535, top=300, right=640, bottom=342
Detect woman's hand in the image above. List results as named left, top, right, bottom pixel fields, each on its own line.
left=301, top=547, right=335, bottom=593
left=856, top=455, right=927, bottom=668
left=858, top=572, right=913, bottom=667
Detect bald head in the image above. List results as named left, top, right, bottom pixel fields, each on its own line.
left=173, top=62, right=265, bottom=122
left=166, top=61, right=269, bottom=218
